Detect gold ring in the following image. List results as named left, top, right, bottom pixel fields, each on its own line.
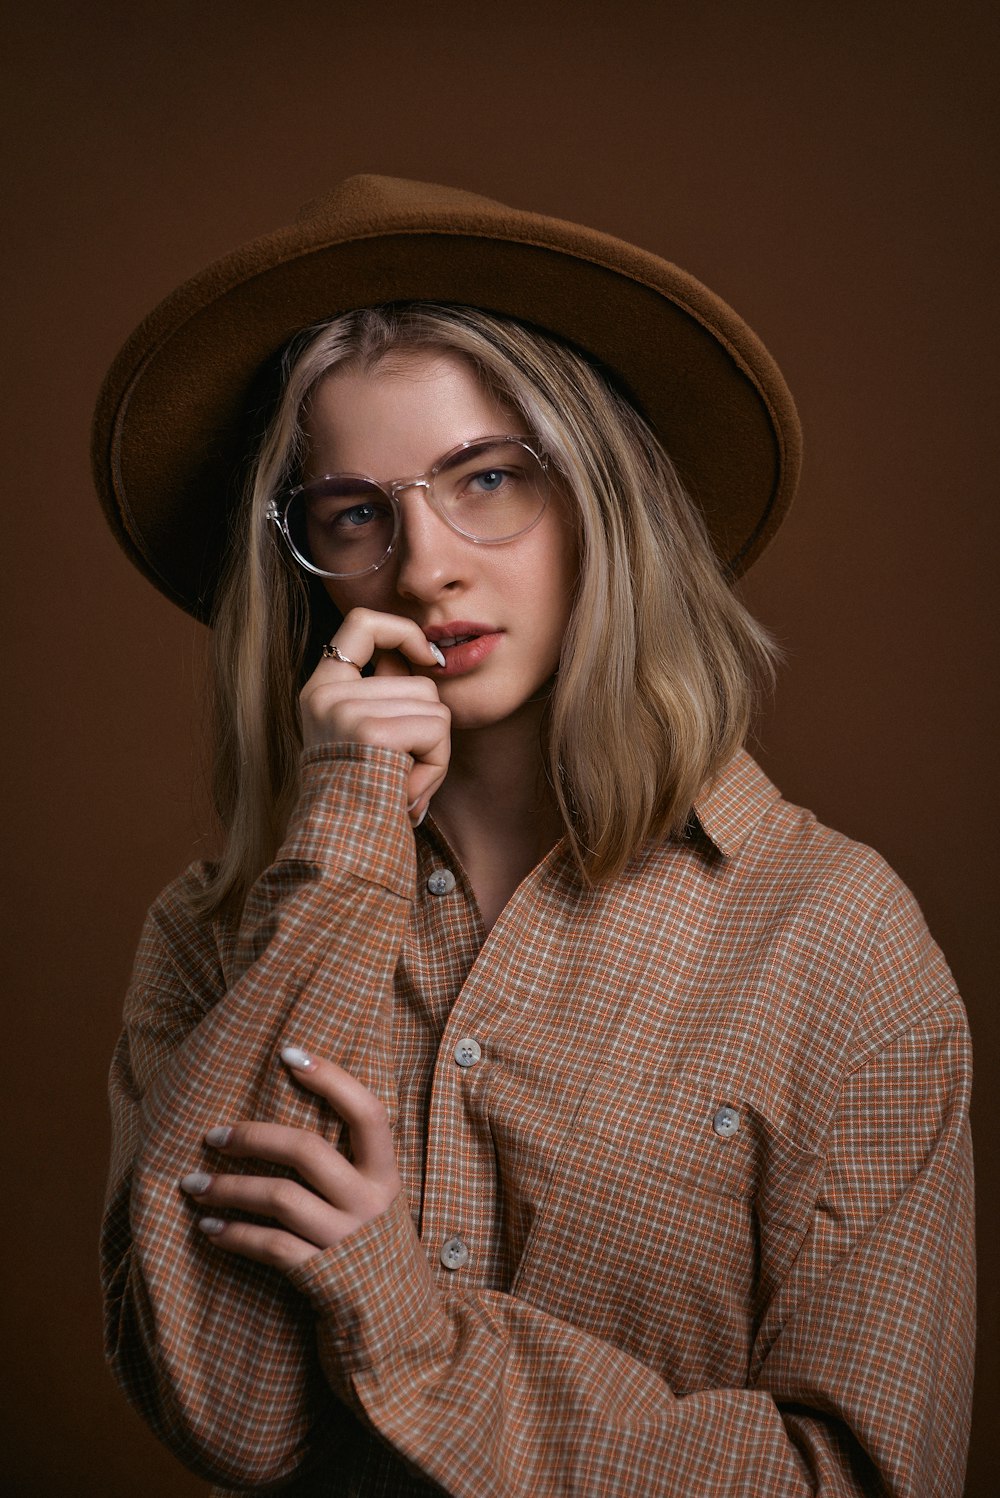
left=321, top=643, right=361, bottom=670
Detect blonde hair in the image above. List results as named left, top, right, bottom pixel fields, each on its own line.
left=200, top=304, right=777, bottom=920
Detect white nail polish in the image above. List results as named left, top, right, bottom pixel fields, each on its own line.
left=429, top=643, right=446, bottom=667
left=180, top=1172, right=212, bottom=1195
left=198, top=1217, right=226, bottom=1235
left=205, top=1126, right=233, bottom=1147
left=280, top=1045, right=315, bottom=1071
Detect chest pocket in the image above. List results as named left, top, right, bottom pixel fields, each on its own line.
left=510, top=1062, right=822, bottom=1394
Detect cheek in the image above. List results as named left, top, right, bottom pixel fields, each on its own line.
left=323, top=580, right=352, bottom=617
left=533, top=514, right=579, bottom=634
left=322, top=574, right=397, bottom=618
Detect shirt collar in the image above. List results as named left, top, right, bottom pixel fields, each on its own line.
left=688, top=748, right=782, bottom=860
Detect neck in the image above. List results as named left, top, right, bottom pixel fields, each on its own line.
left=430, top=698, right=564, bottom=926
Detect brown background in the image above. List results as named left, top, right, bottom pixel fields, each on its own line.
left=2, top=1, right=996, bottom=1493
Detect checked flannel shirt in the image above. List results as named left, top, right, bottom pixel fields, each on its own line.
left=102, top=744, right=975, bottom=1496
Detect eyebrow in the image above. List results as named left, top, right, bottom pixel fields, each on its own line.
left=311, top=432, right=535, bottom=486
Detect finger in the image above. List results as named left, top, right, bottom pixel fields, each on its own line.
left=181, top=1168, right=353, bottom=1245
left=348, top=713, right=451, bottom=764
left=196, top=1216, right=321, bottom=1272
left=372, top=648, right=413, bottom=679
left=300, top=700, right=449, bottom=765
left=331, top=608, right=445, bottom=674
left=280, top=1050, right=400, bottom=1180
left=405, top=758, right=448, bottom=810
left=200, top=1121, right=359, bottom=1201
left=305, top=685, right=446, bottom=718
left=301, top=681, right=446, bottom=730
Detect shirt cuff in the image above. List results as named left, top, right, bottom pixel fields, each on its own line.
left=278, top=744, right=416, bottom=896
left=286, top=1195, right=449, bottom=1377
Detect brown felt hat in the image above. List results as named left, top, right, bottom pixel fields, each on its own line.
left=92, top=173, right=802, bottom=622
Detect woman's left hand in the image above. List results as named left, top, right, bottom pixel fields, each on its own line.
left=179, top=1049, right=402, bottom=1272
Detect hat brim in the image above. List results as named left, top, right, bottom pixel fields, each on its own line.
left=93, top=178, right=802, bottom=621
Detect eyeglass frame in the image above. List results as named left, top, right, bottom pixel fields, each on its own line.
left=266, top=434, right=551, bottom=581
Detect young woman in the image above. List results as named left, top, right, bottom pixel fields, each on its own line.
left=97, top=176, right=974, bottom=1497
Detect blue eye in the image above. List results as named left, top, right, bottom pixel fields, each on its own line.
left=342, top=503, right=378, bottom=527
left=473, top=469, right=505, bottom=492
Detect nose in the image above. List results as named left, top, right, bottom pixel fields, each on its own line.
left=392, top=484, right=466, bottom=602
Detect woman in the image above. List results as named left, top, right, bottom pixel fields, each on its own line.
left=97, top=176, right=974, bottom=1496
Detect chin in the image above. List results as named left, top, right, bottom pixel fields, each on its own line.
left=447, top=703, right=513, bottom=734
left=444, top=678, right=556, bottom=735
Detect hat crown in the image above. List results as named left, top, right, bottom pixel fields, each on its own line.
left=295, top=173, right=512, bottom=238
left=93, top=173, right=801, bottom=619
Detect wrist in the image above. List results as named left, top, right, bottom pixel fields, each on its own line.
left=280, top=745, right=417, bottom=894
left=286, top=1194, right=450, bottom=1381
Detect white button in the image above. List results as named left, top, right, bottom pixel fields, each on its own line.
left=426, top=868, right=456, bottom=896
left=713, top=1105, right=741, bottom=1138
left=440, top=1237, right=470, bottom=1270
left=454, top=1038, right=482, bottom=1068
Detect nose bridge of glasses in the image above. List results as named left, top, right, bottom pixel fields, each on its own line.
left=388, top=474, right=433, bottom=501
left=389, top=476, right=460, bottom=545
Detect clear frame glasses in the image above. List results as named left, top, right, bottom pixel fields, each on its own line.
left=267, top=435, right=550, bottom=580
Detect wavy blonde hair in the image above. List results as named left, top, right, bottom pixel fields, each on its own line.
left=200, top=304, right=777, bottom=919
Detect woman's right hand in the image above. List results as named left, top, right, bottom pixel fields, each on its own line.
left=299, top=609, right=450, bottom=825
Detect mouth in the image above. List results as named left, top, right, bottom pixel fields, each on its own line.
left=423, top=622, right=503, bottom=675
left=424, top=621, right=497, bottom=647
left=436, top=632, right=481, bottom=648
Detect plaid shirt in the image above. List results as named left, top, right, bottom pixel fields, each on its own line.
left=103, top=745, right=974, bottom=1496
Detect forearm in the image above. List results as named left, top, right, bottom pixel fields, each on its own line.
left=292, top=1163, right=971, bottom=1498
left=291, top=1199, right=813, bottom=1497
left=102, top=745, right=416, bottom=1484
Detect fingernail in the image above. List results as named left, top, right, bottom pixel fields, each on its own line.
left=413, top=803, right=428, bottom=827
left=205, top=1126, right=233, bottom=1147
left=429, top=643, right=446, bottom=667
left=179, top=1172, right=212, bottom=1195
left=280, top=1045, right=316, bottom=1071
left=198, top=1217, right=226, bottom=1235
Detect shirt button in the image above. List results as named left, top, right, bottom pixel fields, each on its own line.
left=454, top=1038, right=482, bottom=1068
left=440, top=1237, right=470, bottom=1271
left=426, top=868, right=456, bottom=896
left=713, top=1105, right=741, bottom=1138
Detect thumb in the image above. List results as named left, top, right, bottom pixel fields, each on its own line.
left=372, top=648, right=413, bottom=678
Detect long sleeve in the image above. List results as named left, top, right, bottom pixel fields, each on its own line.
left=103, top=741, right=975, bottom=1496
left=101, top=744, right=417, bottom=1488
left=286, top=883, right=974, bottom=1497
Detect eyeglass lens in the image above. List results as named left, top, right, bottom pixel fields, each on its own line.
left=285, top=439, right=547, bottom=578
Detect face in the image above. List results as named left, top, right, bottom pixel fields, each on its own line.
left=302, top=352, right=578, bottom=733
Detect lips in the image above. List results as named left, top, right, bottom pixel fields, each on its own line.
left=424, top=620, right=496, bottom=646
left=423, top=622, right=503, bottom=677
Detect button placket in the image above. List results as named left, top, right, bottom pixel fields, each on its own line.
left=416, top=865, right=534, bottom=1291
